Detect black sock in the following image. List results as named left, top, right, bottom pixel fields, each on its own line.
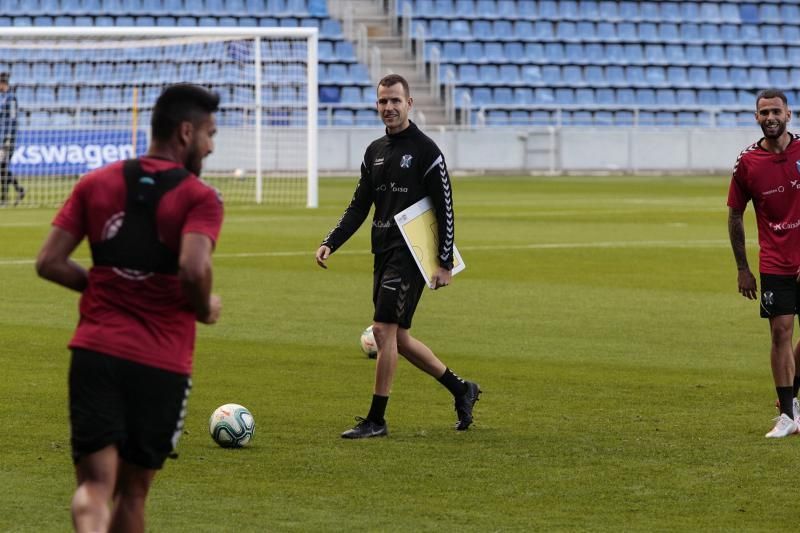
left=438, top=367, right=468, bottom=397
left=367, top=395, right=388, bottom=425
left=777, top=386, right=794, bottom=418
left=793, top=376, right=800, bottom=398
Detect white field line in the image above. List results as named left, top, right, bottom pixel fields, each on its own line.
left=0, top=239, right=733, bottom=267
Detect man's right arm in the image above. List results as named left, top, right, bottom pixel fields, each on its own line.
left=728, top=207, right=757, bottom=299
left=36, top=227, right=88, bottom=292
left=179, top=232, right=220, bottom=324
left=319, top=159, right=372, bottom=257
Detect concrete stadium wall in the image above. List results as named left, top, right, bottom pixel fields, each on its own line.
left=208, top=126, right=760, bottom=175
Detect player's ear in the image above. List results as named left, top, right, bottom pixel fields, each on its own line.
left=178, top=120, right=194, bottom=146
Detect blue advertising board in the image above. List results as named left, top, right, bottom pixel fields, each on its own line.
left=10, top=130, right=148, bottom=176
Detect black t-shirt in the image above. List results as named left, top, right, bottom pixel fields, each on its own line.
left=322, top=121, right=455, bottom=269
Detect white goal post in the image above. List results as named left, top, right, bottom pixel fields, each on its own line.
left=0, top=27, right=318, bottom=207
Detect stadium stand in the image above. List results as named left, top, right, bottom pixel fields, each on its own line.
left=412, top=0, right=800, bottom=126
left=3, top=0, right=380, bottom=128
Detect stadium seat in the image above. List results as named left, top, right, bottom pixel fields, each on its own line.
left=585, top=66, right=605, bottom=85
left=499, top=64, right=519, bottom=84
left=605, top=65, right=626, bottom=87
left=471, top=87, right=492, bottom=106
left=596, top=88, right=615, bottom=104
left=471, top=20, right=492, bottom=39
left=644, top=44, right=666, bottom=65
left=616, top=88, right=635, bottom=105
left=508, top=110, right=529, bottom=126
left=598, top=1, right=619, bottom=20
left=562, top=65, right=583, bottom=86
left=687, top=66, right=709, bottom=88
left=479, top=64, right=499, bottom=83
left=677, top=111, right=698, bottom=127
left=575, top=88, right=594, bottom=105
left=534, top=87, right=555, bottom=104
left=521, top=65, right=542, bottom=84
left=513, top=87, right=534, bottom=105
left=709, top=66, right=730, bottom=88
left=484, top=42, right=504, bottom=63
left=555, top=88, right=574, bottom=105
left=660, top=2, right=680, bottom=22
left=644, top=66, right=666, bottom=87
left=493, top=20, right=513, bottom=40
left=667, top=66, right=689, bottom=88
left=541, top=65, right=561, bottom=85
left=544, top=43, right=564, bottom=63
left=485, top=110, right=508, bottom=126
left=626, top=65, right=646, bottom=87
left=503, top=42, right=524, bottom=63
left=656, top=88, right=676, bottom=106
left=636, top=88, right=655, bottom=106
left=493, top=87, right=513, bottom=105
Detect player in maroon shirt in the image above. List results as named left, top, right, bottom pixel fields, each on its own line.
left=727, top=88, right=800, bottom=438
left=36, top=84, right=223, bottom=532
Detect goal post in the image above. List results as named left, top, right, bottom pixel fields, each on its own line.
left=0, top=26, right=318, bottom=207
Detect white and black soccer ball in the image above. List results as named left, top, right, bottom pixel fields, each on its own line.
left=360, top=325, right=377, bottom=359
left=209, top=403, right=255, bottom=448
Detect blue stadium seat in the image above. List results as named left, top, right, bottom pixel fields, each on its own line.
left=720, top=3, right=740, bottom=23
left=717, top=111, right=737, bottom=127
left=327, top=63, right=350, bottom=83
left=677, top=111, right=698, bottom=127
left=636, top=88, right=655, bottom=106
left=667, top=66, right=689, bottom=87
left=717, top=89, right=737, bottom=106
left=680, top=2, right=700, bottom=21
left=508, top=110, right=529, bottom=126
left=555, top=88, right=574, bottom=105
left=556, top=21, right=577, bottom=41
left=441, top=41, right=463, bottom=62
left=626, top=65, right=646, bottom=87
left=745, top=43, right=765, bottom=63
left=499, top=64, right=519, bottom=83
left=679, top=23, right=701, bottom=43
left=617, top=22, right=637, bottom=41
left=769, top=68, right=789, bottom=88
left=532, top=20, right=554, bottom=39
left=479, top=64, right=499, bottom=82
left=685, top=45, right=705, bottom=66
left=541, top=65, right=560, bottom=84
left=782, top=4, right=800, bottom=21
left=618, top=1, right=637, bottom=20
left=484, top=42, right=504, bottom=62
left=598, top=1, right=619, bottom=20
left=783, top=26, right=800, bottom=43
left=455, top=0, right=476, bottom=17
left=493, top=20, right=513, bottom=40
left=616, top=88, right=635, bottom=105
left=355, top=109, right=378, bottom=126
left=475, top=0, right=495, bottom=17
left=340, top=86, right=362, bottom=104
left=614, top=110, right=634, bottom=126
left=585, top=66, right=605, bottom=85
left=585, top=43, right=605, bottom=65
left=664, top=44, right=686, bottom=65
left=759, top=4, right=780, bottom=23
left=513, top=20, right=534, bottom=39
left=706, top=45, right=725, bottom=65
left=463, top=42, right=484, bottom=63
left=563, top=65, right=583, bottom=86
left=517, top=0, right=536, bottom=18
left=575, top=88, right=594, bottom=105
left=596, top=22, right=616, bottom=41
left=319, top=18, right=342, bottom=37
left=655, top=111, right=675, bottom=127
left=750, top=67, right=769, bottom=87
left=709, top=66, right=730, bottom=88
left=497, top=0, right=516, bottom=17
left=459, top=64, right=479, bottom=83
left=534, top=87, right=555, bottom=104
left=624, top=44, right=644, bottom=64
left=729, top=67, right=749, bottom=87
left=725, top=45, right=747, bottom=66
left=513, top=87, right=533, bottom=104
left=494, top=87, right=513, bottom=105
left=605, top=65, right=626, bottom=87
left=638, top=111, right=657, bottom=126
left=330, top=109, right=353, bottom=126
left=544, top=43, right=564, bottom=63
left=687, top=66, right=709, bottom=88
left=503, top=42, right=524, bottom=63
left=471, top=87, right=492, bottom=106
left=639, top=1, right=659, bottom=20
left=538, top=0, right=558, bottom=18
left=521, top=65, right=542, bottom=84
left=645, top=44, right=666, bottom=65
left=335, top=41, right=356, bottom=61
left=645, top=66, right=666, bottom=86
left=718, top=24, right=739, bottom=43
left=471, top=20, right=492, bottom=39
left=565, top=44, right=584, bottom=64
left=596, top=88, right=615, bottom=104
left=524, top=42, right=544, bottom=62
left=448, top=20, right=469, bottom=39
left=740, top=24, right=761, bottom=43
left=660, top=2, right=680, bottom=22
left=578, top=0, right=599, bottom=19
left=656, top=89, right=676, bottom=106
left=639, top=22, right=658, bottom=42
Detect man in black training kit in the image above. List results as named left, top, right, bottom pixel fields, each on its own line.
left=0, top=71, right=24, bottom=206
left=315, top=73, right=480, bottom=439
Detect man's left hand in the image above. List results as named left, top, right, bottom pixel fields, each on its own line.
left=430, top=266, right=452, bottom=290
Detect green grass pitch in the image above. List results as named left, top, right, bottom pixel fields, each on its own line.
left=0, top=175, right=788, bottom=531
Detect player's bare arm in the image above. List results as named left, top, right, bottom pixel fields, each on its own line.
left=728, top=207, right=757, bottom=299
left=315, top=245, right=331, bottom=269
left=179, top=232, right=220, bottom=324
left=35, top=226, right=88, bottom=292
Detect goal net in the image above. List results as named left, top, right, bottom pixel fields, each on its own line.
left=0, top=27, right=318, bottom=207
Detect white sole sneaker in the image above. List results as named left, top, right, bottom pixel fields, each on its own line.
left=766, top=413, right=800, bottom=438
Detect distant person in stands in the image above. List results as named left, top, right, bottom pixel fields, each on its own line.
left=0, top=71, right=24, bottom=206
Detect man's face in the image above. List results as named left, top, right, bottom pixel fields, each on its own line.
left=756, top=97, right=791, bottom=139
left=376, top=82, right=411, bottom=133
left=0, top=82, right=8, bottom=93
left=183, top=113, right=216, bottom=176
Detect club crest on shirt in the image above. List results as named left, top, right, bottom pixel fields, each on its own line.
left=400, top=154, right=413, bottom=168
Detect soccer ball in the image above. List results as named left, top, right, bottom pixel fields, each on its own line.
left=209, top=403, right=255, bottom=448
left=360, top=325, right=377, bottom=359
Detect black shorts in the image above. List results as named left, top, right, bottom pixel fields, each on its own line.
left=373, top=247, right=426, bottom=329
left=760, top=273, right=800, bottom=318
left=69, top=348, right=191, bottom=470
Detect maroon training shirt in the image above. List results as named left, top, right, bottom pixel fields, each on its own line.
left=53, top=156, right=223, bottom=375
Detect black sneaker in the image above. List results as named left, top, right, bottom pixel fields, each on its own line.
left=454, top=381, right=481, bottom=431
left=13, top=187, right=25, bottom=206
left=341, top=417, right=388, bottom=439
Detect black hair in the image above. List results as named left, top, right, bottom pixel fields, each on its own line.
left=755, top=88, right=788, bottom=108
left=377, top=73, right=410, bottom=98
left=151, top=83, right=220, bottom=141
